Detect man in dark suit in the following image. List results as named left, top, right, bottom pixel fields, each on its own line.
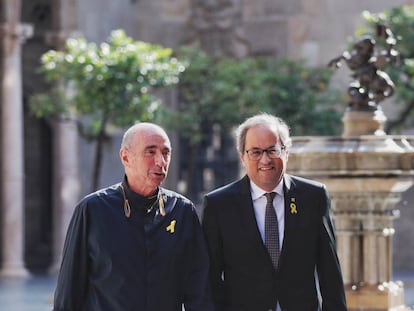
left=202, top=113, right=347, bottom=311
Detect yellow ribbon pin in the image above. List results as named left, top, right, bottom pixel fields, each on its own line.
left=290, top=202, right=297, bottom=214
left=166, top=220, right=176, bottom=233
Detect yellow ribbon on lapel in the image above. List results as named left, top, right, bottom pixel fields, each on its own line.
left=166, top=220, right=176, bottom=233
left=290, top=202, right=297, bottom=214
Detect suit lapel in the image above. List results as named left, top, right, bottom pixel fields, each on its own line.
left=280, top=174, right=298, bottom=266
left=237, top=176, right=269, bottom=254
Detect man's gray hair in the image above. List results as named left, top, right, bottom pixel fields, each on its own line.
left=235, top=113, right=292, bottom=154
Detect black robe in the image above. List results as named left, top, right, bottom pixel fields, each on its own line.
left=53, top=180, right=214, bottom=311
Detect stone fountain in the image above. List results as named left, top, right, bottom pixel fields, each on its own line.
left=288, top=24, right=414, bottom=311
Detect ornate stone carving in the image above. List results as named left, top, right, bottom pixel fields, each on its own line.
left=188, top=0, right=249, bottom=57
left=288, top=134, right=414, bottom=310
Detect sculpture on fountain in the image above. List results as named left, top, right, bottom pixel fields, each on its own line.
left=328, top=23, right=399, bottom=112
left=287, top=21, right=414, bottom=311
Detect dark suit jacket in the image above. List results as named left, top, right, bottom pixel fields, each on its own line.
left=202, top=174, right=347, bottom=311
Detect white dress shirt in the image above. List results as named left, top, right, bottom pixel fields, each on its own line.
left=250, top=180, right=285, bottom=311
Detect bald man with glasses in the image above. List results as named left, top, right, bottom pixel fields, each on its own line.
left=202, top=113, right=347, bottom=311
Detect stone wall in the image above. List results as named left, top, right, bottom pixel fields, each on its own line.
left=3, top=0, right=414, bottom=272
left=75, top=0, right=414, bottom=270
left=78, top=0, right=412, bottom=61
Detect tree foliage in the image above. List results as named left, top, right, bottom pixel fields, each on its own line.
left=166, top=47, right=342, bottom=199
left=168, top=47, right=342, bottom=145
left=31, top=29, right=184, bottom=133
left=30, top=29, right=184, bottom=190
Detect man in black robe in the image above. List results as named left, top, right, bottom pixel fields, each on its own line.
left=53, top=122, right=214, bottom=311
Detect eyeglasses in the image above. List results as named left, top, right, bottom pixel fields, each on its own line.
left=245, top=145, right=286, bottom=161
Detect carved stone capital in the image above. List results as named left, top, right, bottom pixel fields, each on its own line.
left=0, top=22, right=33, bottom=42
left=0, top=23, right=33, bottom=54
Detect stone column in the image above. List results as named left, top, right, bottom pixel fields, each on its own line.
left=44, top=30, right=81, bottom=274
left=288, top=135, right=414, bottom=311
left=335, top=215, right=363, bottom=286
left=328, top=182, right=410, bottom=311
left=0, top=21, right=33, bottom=276
left=49, top=118, right=80, bottom=273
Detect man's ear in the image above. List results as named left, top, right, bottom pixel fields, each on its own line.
left=120, top=148, right=129, bottom=166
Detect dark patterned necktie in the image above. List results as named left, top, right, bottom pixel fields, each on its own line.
left=265, top=192, right=280, bottom=270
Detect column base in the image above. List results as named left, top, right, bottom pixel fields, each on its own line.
left=342, top=109, right=387, bottom=137
left=346, top=282, right=412, bottom=311
left=48, top=260, right=62, bottom=275
left=0, top=265, right=29, bottom=277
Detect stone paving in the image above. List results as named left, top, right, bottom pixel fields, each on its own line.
left=0, top=271, right=413, bottom=311
left=0, top=274, right=56, bottom=311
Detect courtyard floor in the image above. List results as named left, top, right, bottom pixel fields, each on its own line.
left=0, top=270, right=413, bottom=311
